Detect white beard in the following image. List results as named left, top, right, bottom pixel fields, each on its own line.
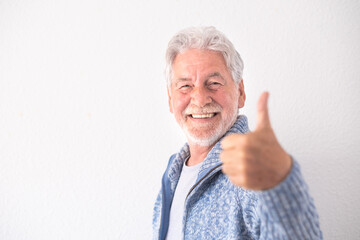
left=182, top=104, right=239, bottom=147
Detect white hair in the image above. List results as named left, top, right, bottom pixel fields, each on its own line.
left=165, top=26, right=244, bottom=88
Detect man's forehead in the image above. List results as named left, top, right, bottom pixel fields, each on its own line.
left=171, top=49, right=231, bottom=84
left=172, top=58, right=228, bottom=76
left=173, top=49, right=225, bottom=65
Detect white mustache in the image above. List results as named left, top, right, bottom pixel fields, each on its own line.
left=183, top=103, right=222, bottom=115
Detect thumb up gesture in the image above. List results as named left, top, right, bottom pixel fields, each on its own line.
left=220, top=92, right=292, bottom=190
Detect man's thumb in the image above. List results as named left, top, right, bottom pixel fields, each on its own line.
left=256, top=92, right=271, bottom=130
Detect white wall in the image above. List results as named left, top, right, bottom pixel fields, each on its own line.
left=1, top=0, right=359, bottom=239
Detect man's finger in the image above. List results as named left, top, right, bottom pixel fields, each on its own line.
left=256, top=91, right=271, bottom=130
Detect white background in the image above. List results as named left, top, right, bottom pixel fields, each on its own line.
left=1, top=0, right=359, bottom=239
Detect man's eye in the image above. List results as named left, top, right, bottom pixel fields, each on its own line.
left=180, top=85, right=191, bottom=89
left=208, top=82, right=222, bottom=89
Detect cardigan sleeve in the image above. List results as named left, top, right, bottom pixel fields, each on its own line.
left=255, top=159, right=323, bottom=240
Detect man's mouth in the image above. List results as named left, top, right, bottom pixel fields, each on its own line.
left=190, top=113, right=217, bottom=119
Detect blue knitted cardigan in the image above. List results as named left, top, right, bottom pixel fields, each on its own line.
left=153, top=115, right=322, bottom=240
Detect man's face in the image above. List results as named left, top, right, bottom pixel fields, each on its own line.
left=168, top=49, right=246, bottom=146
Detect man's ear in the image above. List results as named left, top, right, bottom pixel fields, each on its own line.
left=167, top=87, right=173, bottom=113
left=237, top=79, right=246, bottom=108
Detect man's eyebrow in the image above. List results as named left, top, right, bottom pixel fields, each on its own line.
left=207, top=72, right=224, bottom=80
left=177, top=77, right=191, bottom=81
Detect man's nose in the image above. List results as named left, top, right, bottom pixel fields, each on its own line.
left=190, top=86, right=212, bottom=107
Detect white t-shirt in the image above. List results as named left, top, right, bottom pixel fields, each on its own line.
left=166, top=160, right=202, bottom=240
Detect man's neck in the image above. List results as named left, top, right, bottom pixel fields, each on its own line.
left=186, top=143, right=216, bottom=166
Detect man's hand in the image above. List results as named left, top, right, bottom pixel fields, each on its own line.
left=220, top=92, right=292, bottom=190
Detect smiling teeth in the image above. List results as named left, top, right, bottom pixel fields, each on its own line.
left=191, top=113, right=215, bottom=119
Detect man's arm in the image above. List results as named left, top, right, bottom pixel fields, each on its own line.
left=256, top=158, right=322, bottom=239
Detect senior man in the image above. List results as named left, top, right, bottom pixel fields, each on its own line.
left=153, top=26, right=322, bottom=240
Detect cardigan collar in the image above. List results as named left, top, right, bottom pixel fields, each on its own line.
left=167, top=115, right=250, bottom=193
